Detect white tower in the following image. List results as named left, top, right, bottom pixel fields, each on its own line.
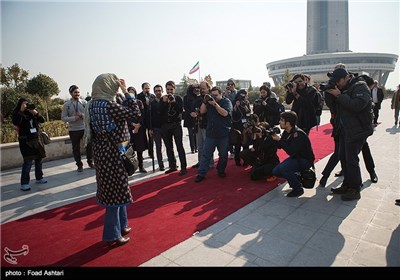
left=307, top=0, right=349, bottom=55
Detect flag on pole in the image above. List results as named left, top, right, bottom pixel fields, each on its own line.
left=189, top=61, right=200, bottom=74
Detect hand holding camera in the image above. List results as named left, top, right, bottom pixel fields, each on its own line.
left=203, top=94, right=214, bottom=104
left=167, top=94, right=175, bottom=102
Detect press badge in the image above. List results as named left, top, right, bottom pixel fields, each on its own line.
left=242, top=119, right=247, bottom=123
left=30, top=128, right=37, bottom=133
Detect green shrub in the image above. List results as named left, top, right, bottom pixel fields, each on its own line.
left=1, top=120, right=68, bottom=143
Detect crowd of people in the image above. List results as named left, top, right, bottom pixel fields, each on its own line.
left=12, top=66, right=400, bottom=245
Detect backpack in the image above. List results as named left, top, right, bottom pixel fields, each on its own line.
left=314, top=90, right=324, bottom=116
left=273, top=101, right=285, bottom=125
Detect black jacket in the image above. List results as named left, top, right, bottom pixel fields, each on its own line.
left=335, top=77, right=374, bottom=143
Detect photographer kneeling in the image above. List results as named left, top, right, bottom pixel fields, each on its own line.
left=271, top=111, right=315, bottom=197
left=239, top=122, right=280, bottom=181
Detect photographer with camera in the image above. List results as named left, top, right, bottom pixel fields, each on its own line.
left=231, top=89, right=252, bottom=166
left=190, top=81, right=214, bottom=169
left=159, top=80, right=187, bottom=176
left=271, top=111, right=315, bottom=197
left=12, top=98, right=48, bottom=191
left=183, top=84, right=199, bottom=154
left=285, top=73, right=319, bottom=135
left=239, top=122, right=280, bottom=181
left=194, top=86, right=233, bottom=182
left=253, top=85, right=282, bottom=126
left=62, top=85, right=94, bottom=172
left=325, top=68, right=374, bottom=201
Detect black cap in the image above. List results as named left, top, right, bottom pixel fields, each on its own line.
left=330, top=68, right=349, bottom=82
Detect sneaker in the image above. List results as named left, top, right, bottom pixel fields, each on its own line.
left=286, top=188, right=304, bottom=197
left=266, top=175, right=277, bottom=182
left=20, top=184, right=31, bottom=191
left=195, top=175, right=204, bottom=183
left=341, top=188, right=361, bottom=201
left=331, top=183, right=348, bottom=194
left=369, top=172, right=378, bottom=183
left=35, top=178, right=47, bottom=184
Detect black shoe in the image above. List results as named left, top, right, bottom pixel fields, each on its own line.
left=331, top=183, right=349, bottom=194
left=139, top=167, right=147, bottom=173
left=195, top=175, right=204, bottom=182
left=341, top=188, right=361, bottom=201
left=121, top=227, right=131, bottom=236
left=218, top=171, right=226, bottom=178
left=179, top=169, right=187, bottom=176
left=88, top=162, right=95, bottom=169
left=334, top=170, right=343, bottom=177
left=77, top=166, right=83, bottom=172
left=395, top=199, right=400, bottom=203
left=165, top=168, right=177, bottom=174
left=107, top=236, right=130, bottom=247
left=370, top=172, right=378, bottom=183
left=159, top=166, right=165, bottom=171
left=235, top=161, right=241, bottom=166
left=192, top=163, right=200, bottom=168
left=286, top=188, right=304, bottom=197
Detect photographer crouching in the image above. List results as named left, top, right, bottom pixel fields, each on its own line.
left=239, top=122, right=280, bottom=181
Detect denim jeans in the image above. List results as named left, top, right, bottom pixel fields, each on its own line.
left=102, top=205, right=128, bottom=242
left=21, top=159, right=43, bottom=185
left=198, top=135, right=229, bottom=177
left=196, top=128, right=214, bottom=167
left=273, top=157, right=310, bottom=190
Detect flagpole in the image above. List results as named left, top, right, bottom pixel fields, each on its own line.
left=198, top=61, right=201, bottom=82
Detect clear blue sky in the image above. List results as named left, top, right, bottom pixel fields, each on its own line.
left=2, top=0, right=399, bottom=99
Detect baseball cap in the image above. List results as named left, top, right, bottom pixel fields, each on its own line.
left=330, top=68, right=349, bottom=82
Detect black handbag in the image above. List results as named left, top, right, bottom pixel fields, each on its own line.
left=122, top=144, right=139, bottom=176
left=301, top=168, right=316, bottom=189
left=40, top=131, right=51, bottom=145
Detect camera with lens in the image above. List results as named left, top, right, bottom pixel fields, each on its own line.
left=266, top=126, right=281, bottom=135
left=319, top=80, right=336, bottom=92
left=167, top=94, right=175, bottom=102
left=204, top=94, right=214, bottom=103
left=252, top=126, right=263, bottom=134
left=285, top=82, right=294, bottom=90
left=27, top=103, right=36, bottom=110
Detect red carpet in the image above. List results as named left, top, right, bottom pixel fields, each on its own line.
left=1, top=124, right=333, bottom=267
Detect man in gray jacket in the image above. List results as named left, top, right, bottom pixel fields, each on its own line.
left=61, top=85, right=93, bottom=172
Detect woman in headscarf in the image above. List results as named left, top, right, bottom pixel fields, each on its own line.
left=85, top=73, right=141, bottom=246
left=12, top=97, right=48, bottom=191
